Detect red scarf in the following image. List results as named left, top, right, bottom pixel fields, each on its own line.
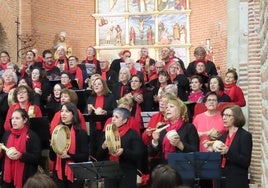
left=95, top=95, right=104, bottom=130
left=55, top=57, right=68, bottom=71
left=68, top=67, right=83, bottom=89
left=162, top=119, right=184, bottom=159
left=0, top=62, right=8, bottom=70
left=55, top=126, right=76, bottom=182
left=120, top=84, right=127, bottom=98
left=4, top=82, right=16, bottom=93
left=217, top=90, right=224, bottom=98
left=43, top=62, right=56, bottom=71
left=224, top=83, right=236, bottom=95
left=194, top=59, right=207, bottom=66
left=85, top=57, right=98, bottom=68
left=130, top=68, right=138, bottom=76
left=32, top=81, right=42, bottom=89
left=101, top=68, right=109, bottom=80
left=109, top=123, right=130, bottom=162
left=4, top=126, right=28, bottom=188
left=131, top=89, right=143, bottom=126
left=65, top=82, right=73, bottom=89
left=221, top=131, right=237, bottom=168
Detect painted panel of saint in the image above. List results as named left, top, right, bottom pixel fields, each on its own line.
left=129, top=15, right=154, bottom=45
left=99, top=17, right=125, bottom=46
left=158, top=14, right=187, bottom=44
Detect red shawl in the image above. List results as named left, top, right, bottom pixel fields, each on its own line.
left=221, top=131, right=237, bottom=168
left=4, top=126, right=28, bottom=188
left=101, top=68, right=109, bottom=80
left=95, top=95, right=104, bottom=130
left=32, top=81, right=42, bottom=89
left=43, top=62, right=56, bottom=71
left=85, top=57, right=98, bottom=68
left=0, top=62, right=8, bottom=70
left=68, top=67, right=83, bottom=89
left=55, top=57, right=68, bottom=71
left=162, top=119, right=183, bottom=159
left=55, top=126, right=76, bottom=182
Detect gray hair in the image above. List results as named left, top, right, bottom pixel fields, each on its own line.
left=2, top=69, right=18, bottom=83
left=119, top=67, right=131, bottom=80
left=164, top=84, right=178, bottom=97
left=113, top=107, right=131, bottom=121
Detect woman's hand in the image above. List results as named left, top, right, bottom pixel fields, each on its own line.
left=6, top=147, right=21, bottom=160
left=102, top=141, right=107, bottom=150
left=59, top=151, right=70, bottom=159
left=170, top=137, right=184, bottom=150
left=87, top=104, right=94, bottom=115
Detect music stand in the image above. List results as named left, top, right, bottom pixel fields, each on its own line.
left=168, top=152, right=196, bottom=180
left=168, top=152, right=221, bottom=187
left=69, top=160, right=123, bottom=187
left=69, top=162, right=100, bottom=181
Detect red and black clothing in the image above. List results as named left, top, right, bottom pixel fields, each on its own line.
left=0, top=126, right=41, bottom=188
left=97, top=124, right=144, bottom=188
left=186, top=60, right=218, bottom=78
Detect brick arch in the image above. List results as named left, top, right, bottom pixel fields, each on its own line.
left=0, top=0, right=19, bottom=62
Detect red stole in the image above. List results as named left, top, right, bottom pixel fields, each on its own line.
left=162, top=119, right=184, bottom=159
left=130, top=68, right=138, bottom=76
left=85, top=57, right=98, bottom=68
left=95, top=96, right=104, bottom=130
left=55, top=126, right=76, bottom=182
left=101, top=68, right=109, bottom=80
left=55, top=57, right=68, bottom=71
left=131, top=89, right=143, bottom=126
left=69, top=66, right=83, bottom=89
left=4, top=126, right=28, bottom=188
left=109, top=123, right=130, bottom=162
left=32, top=81, right=42, bottom=89
left=3, top=82, right=16, bottom=93
left=65, top=82, right=73, bottom=89
left=221, top=131, right=237, bottom=168
left=43, top=62, right=56, bottom=71
left=0, top=62, right=8, bottom=70
left=120, top=84, right=127, bottom=98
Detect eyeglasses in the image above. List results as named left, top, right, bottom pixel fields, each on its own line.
left=222, top=113, right=233, bottom=118
left=61, top=76, right=69, bottom=79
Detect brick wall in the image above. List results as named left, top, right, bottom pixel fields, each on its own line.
left=259, top=0, right=268, bottom=187
left=0, top=0, right=19, bottom=62
left=189, top=0, right=227, bottom=75
left=30, top=0, right=96, bottom=62
left=247, top=0, right=264, bottom=187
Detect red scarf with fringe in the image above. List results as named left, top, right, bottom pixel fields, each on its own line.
left=109, top=123, right=130, bottom=162
left=55, top=126, right=76, bottom=182
left=162, top=119, right=184, bottom=159
left=4, top=126, right=28, bottom=188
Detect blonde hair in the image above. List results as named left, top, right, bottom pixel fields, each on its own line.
left=117, top=96, right=134, bottom=108
left=167, top=97, right=189, bottom=122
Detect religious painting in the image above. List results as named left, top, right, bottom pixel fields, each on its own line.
left=98, top=0, right=126, bottom=13
left=128, top=0, right=155, bottom=13
left=158, top=13, right=187, bottom=44
left=98, top=16, right=126, bottom=46
left=129, top=15, right=155, bottom=45
left=158, top=0, right=187, bottom=11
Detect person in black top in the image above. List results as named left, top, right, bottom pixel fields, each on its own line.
left=186, top=46, right=218, bottom=77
